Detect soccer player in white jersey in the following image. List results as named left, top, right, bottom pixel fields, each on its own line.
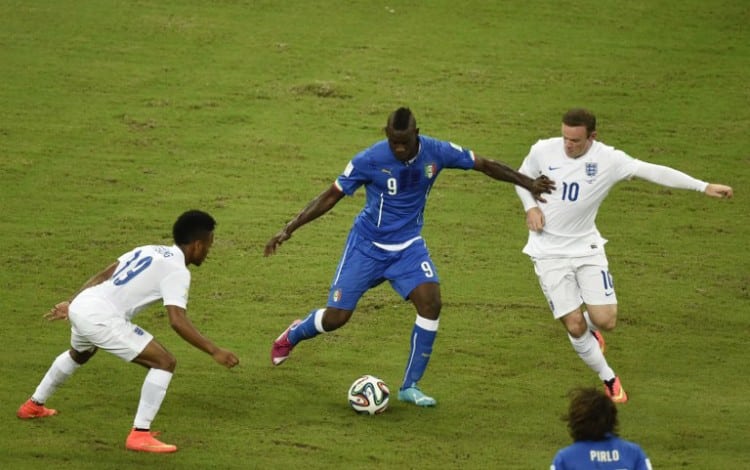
left=17, top=210, right=240, bottom=453
left=265, top=107, right=555, bottom=406
left=516, top=108, right=733, bottom=403
left=551, top=387, right=652, bottom=470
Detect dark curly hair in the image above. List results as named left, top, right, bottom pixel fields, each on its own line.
left=172, top=210, right=216, bottom=245
left=565, top=387, right=618, bottom=441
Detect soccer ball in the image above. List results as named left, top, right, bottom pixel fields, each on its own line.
left=347, top=375, right=390, bottom=415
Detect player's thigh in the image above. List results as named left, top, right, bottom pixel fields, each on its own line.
left=576, top=254, right=617, bottom=306
left=533, top=257, right=582, bottom=319
left=387, top=240, right=440, bottom=301
left=68, top=297, right=104, bottom=354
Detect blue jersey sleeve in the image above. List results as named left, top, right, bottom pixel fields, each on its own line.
left=430, top=138, right=475, bottom=170
left=335, top=150, right=371, bottom=196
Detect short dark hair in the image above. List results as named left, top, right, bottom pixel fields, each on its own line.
left=565, top=387, right=618, bottom=441
left=388, top=107, right=416, bottom=131
left=562, top=108, right=596, bottom=135
left=172, top=210, right=216, bottom=245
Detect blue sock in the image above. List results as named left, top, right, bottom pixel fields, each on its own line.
left=401, top=316, right=439, bottom=390
left=288, top=309, right=325, bottom=345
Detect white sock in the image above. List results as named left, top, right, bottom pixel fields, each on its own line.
left=133, top=369, right=173, bottom=429
left=32, top=351, right=81, bottom=404
left=568, top=333, right=615, bottom=382
left=583, top=311, right=597, bottom=331
left=313, top=308, right=326, bottom=333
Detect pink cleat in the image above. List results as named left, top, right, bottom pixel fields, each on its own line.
left=271, top=319, right=301, bottom=366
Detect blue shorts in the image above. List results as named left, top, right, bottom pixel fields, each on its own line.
left=326, top=230, right=440, bottom=310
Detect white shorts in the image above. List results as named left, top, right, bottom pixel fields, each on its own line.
left=532, top=253, right=617, bottom=319
left=68, top=295, right=153, bottom=362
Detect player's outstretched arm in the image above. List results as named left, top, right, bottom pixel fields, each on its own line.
left=633, top=162, right=734, bottom=200
left=705, top=183, right=733, bottom=199
left=473, top=155, right=556, bottom=202
left=166, top=305, right=239, bottom=368
left=264, top=184, right=345, bottom=256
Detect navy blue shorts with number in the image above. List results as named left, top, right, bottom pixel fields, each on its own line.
left=326, top=230, right=439, bottom=310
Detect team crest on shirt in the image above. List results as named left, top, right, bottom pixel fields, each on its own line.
left=585, top=162, right=598, bottom=177
left=424, top=163, right=437, bottom=179
left=333, top=288, right=342, bottom=303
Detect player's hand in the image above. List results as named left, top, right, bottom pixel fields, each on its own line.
left=526, top=207, right=546, bottom=232
left=44, top=301, right=70, bottom=321
left=530, top=175, right=556, bottom=203
left=212, top=348, right=240, bottom=368
left=705, top=183, right=733, bottom=199
left=264, top=229, right=291, bottom=256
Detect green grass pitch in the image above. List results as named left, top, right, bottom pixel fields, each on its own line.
left=1, top=1, right=748, bottom=468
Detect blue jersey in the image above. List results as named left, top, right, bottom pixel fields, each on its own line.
left=551, top=435, right=652, bottom=470
left=334, top=135, right=475, bottom=244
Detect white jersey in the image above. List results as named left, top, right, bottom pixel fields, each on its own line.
left=516, top=138, right=641, bottom=258
left=516, top=137, right=708, bottom=259
left=75, top=244, right=190, bottom=321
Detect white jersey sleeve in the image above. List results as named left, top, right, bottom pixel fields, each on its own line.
left=516, top=141, right=545, bottom=211
left=632, top=160, right=708, bottom=192
left=161, top=269, right=190, bottom=309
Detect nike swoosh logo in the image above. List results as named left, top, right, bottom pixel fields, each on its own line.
left=548, top=166, right=561, bottom=171
left=381, top=168, right=392, bottom=175
left=605, top=291, right=614, bottom=297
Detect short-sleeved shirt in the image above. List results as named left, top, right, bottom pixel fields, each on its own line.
left=551, top=435, right=652, bottom=470
left=518, top=138, right=642, bottom=258
left=335, top=135, right=476, bottom=245
left=76, top=245, right=190, bottom=321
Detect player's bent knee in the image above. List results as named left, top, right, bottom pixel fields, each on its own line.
left=560, top=310, right=588, bottom=337
left=153, top=354, right=177, bottom=372
left=596, top=308, right=618, bottom=331
left=421, top=300, right=441, bottom=320
left=69, top=348, right=96, bottom=365
left=600, top=315, right=617, bottom=331
left=323, top=308, right=352, bottom=331
left=164, top=356, right=177, bottom=372
left=565, top=323, right=588, bottom=338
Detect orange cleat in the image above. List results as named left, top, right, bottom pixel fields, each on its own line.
left=125, top=428, right=177, bottom=453
left=591, top=330, right=606, bottom=354
left=17, top=399, right=58, bottom=419
left=604, top=376, right=628, bottom=404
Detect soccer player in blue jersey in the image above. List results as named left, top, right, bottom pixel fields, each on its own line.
left=551, top=387, right=652, bottom=469
left=264, top=107, right=555, bottom=406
